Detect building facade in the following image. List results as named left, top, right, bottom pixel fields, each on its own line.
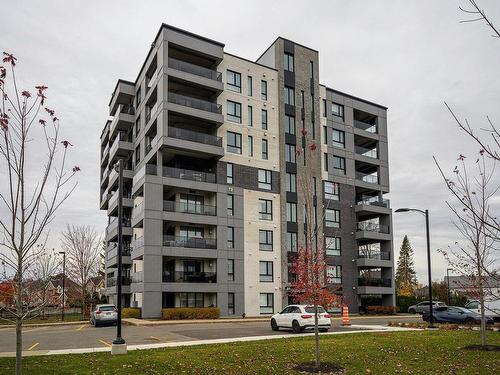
left=100, top=24, right=395, bottom=318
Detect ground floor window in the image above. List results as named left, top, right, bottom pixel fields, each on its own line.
left=228, top=293, right=235, bottom=315
left=179, top=292, right=204, bottom=308
left=259, top=293, right=274, bottom=314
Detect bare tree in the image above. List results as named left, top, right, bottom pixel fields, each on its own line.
left=60, top=225, right=102, bottom=318
left=0, top=53, right=78, bottom=374
left=459, top=0, right=500, bottom=38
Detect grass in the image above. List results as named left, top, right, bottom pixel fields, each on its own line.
left=0, top=330, right=499, bottom=374
left=0, top=314, right=85, bottom=326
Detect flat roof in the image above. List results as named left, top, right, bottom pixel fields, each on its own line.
left=256, top=36, right=318, bottom=63
left=324, top=86, right=388, bottom=110
left=224, top=52, right=278, bottom=71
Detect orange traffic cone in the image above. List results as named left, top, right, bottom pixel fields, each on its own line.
left=342, top=305, right=351, bottom=326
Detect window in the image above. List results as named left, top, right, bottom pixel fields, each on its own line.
left=260, top=293, right=274, bottom=314
left=333, top=156, right=346, bottom=173
left=332, top=129, right=345, bottom=148
left=226, top=163, right=233, bottom=184
left=287, top=202, right=297, bottom=222
left=227, top=100, right=242, bottom=123
left=261, top=80, right=268, bottom=100
left=228, top=292, right=235, bottom=315
left=227, top=226, right=234, bottom=248
left=248, top=106, right=253, bottom=126
left=136, top=87, right=142, bottom=106
left=259, top=199, right=273, bottom=220
left=227, top=70, right=241, bottom=92
left=285, top=115, right=295, bottom=135
left=259, top=261, right=273, bottom=282
left=284, top=86, right=295, bottom=105
left=310, top=61, right=314, bottom=78
left=284, top=52, right=294, bottom=72
left=323, top=153, right=328, bottom=172
left=227, top=194, right=234, bottom=216
left=179, top=226, right=204, bottom=239
left=327, top=265, right=342, bottom=284
left=300, top=90, right=305, bottom=108
left=179, top=194, right=204, bottom=214
left=323, top=126, right=328, bottom=144
left=179, top=292, right=203, bottom=308
left=325, top=237, right=341, bottom=256
left=331, top=103, right=344, bottom=119
left=325, top=209, right=340, bottom=228
left=135, top=145, right=141, bottom=165
left=248, top=135, right=253, bottom=157
left=285, top=173, right=296, bottom=193
left=322, top=99, right=327, bottom=117
left=259, top=230, right=273, bottom=251
left=287, top=232, right=297, bottom=252
left=135, top=116, right=141, bottom=137
left=261, top=109, right=268, bottom=130
left=247, top=76, right=253, bottom=96
left=227, top=259, right=234, bottom=281
left=313, top=177, right=317, bottom=196
left=324, top=181, right=340, bottom=200
left=258, top=169, right=272, bottom=190
left=227, top=131, right=242, bottom=154
left=262, top=139, right=268, bottom=160
left=285, top=144, right=296, bottom=163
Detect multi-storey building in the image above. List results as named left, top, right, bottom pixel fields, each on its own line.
left=100, top=24, right=395, bottom=318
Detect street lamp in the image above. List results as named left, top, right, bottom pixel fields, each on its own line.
left=446, top=268, right=453, bottom=305
left=58, top=251, right=66, bottom=321
left=395, top=208, right=436, bottom=329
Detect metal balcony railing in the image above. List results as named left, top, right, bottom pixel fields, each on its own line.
left=357, top=195, right=390, bottom=208
left=162, top=235, right=217, bottom=249
left=355, top=145, right=378, bottom=159
left=119, top=104, right=135, bottom=115
left=163, top=201, right=217, bottom=216
left=354, top=120, right=377, bottom=134
left=107, top=276, right=132, bottom=287
left=168, top=127, right=223, bottom=147
left=162, top=271, right=217, bottom=283
left=132, top=236, right=144, bottom=249
left=132, top=271, right=143, bottom=283
left=168, top=92, right=222, bottom=114
left=356, top=172, right=379, bottom=184
left=358, top=278, right=391, bottom=287
left=357, top=222, right=390, bottom=234
left=109, top=217, right=132, bottom=228
left=162, top=166, right=216, bottom=183
left=358, top=251, right=391, bottom=260
left=145, top=164, right=158, bottom=175
left=168, top=57, right=222, bottom=81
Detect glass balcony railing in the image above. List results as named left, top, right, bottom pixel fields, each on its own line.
left=162, top=166, right=216, bottom=183
left=163, top=201, right=217, bottom=216
left=354, top=120, right=377, bottom=134
left=168, top=92, right=222, bottom=114
left=358, top=278, right=391, bottom=287
left=357, top=222, right=390, bottom=234
left=162, top=271, right=217, bottom=283
left=357, top=195, right=390, bottom=208
left=356, top=172, right=379, bottom=184
left=358, top=251, right=391, bottom=260
left=132, top=271, right=143, bottom=283
left=168, top=57, right=222, bottom=81
left=355, top=145, right=378, bottom=159
left=107, top=276, right=132, bottom=287
left=168, top=127, right=222, bottom=147
left=162, top=235, right=217, bottom=249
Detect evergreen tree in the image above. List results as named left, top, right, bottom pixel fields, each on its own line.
left=395, top=235, right=418, bottom=296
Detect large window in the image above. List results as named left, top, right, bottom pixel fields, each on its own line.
left=226, top=163, right=233, bottom=184
left=285, top=173, right=296, bottom=193
left=179, top=292, right=204, bottom=308
left=325, top=209, right=340, bottom=228
left=331, top=103, right=344, bottom=120
left=248, top=135, right=253, bottom=157
left=259, top=230, right=273, bottom=251
left=248, top=105, right=253, bottom=126
left=179, top=226, right=204, bottom=239
left=333, top=156, right=346, bottom=174
left=261, top=109, right=268, bottom=130
left=179, top=194, right=204, bottom=214
left=284, top=52, right=294, bottom=72
left=227, top=100, right=242, bottom=123
left=260, top=293, right=274, bottom=314
left=323, top=153, right=328, bottom=172
left=285, top=115, right=296, bottom=135
left=258, top=169, right=272, bottom=190
left=247, top=76, right=253, bottom=96
left=227, top=259, right=234, bottom=281
left=324, top=181, right=340, bottom=200
left=261, top=80, right=268, bottom=100
left=227, top=194, right=234, bottom=216
left=228, top=292, right=235, bottom=315
left=227, top=131, right=242, bottom=154
left=326, top=237, right=341, bottom=256
left=284, top=86, right=295, bottom=105
left=259, top=261, right=273, bottom=282
left=323, top=126, right=328, bottom=144
left=322, top=99, right=327, bottom=117
left=333, top=129, right=345, bottom=148
left=259, top=199, right=273, bottom=220
left=287, top=232, right=297, bottom=252
left=226, top=70, right=241, bottom=92
left=285, top=144, right=296, bottom=163
left=327, top=265, right=342, bottom=284
left=287, top=202, right=297, bottom=223
left=262, top=139, right=268, bottom=160
left=227, top=226, right=234, bottom=248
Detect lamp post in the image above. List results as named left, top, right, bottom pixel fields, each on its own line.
left=58, top=251, right=66, bottom=321
left=395, top=208, right=436, bottom=329
left=446, top=268, right=453, bottom=305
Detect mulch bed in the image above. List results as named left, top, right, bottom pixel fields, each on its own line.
left=293, top=362, right=345, bottom=374
left=463, top=345, right=500, bottom=351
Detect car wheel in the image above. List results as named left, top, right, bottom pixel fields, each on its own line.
left=408, top=308, right=416, bottom=314
left=271, top=319, right=279, bottom=331
left=292, top=320, right=303, bottom=334
left=94, top=320, right=99, bottom=327
left=319, top=328, right=329, bottom=333
left=464, top=317, right=475, bottom=325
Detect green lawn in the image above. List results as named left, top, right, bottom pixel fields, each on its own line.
left=0, top=330, right=499, bottom=374
left=0, top=314, right=85, bottom=326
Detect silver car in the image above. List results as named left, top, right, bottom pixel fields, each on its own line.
left=408, top=301, right=446, bottom=314
left=90, top=304, right=118, bottom=327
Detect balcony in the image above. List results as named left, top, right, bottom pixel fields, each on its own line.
left=106, top=217, right=132, bottom=241
left=358, top=251, right=390, bottom=260
left=105, top=245, right=132, bottom=268
left=355, top=196, right=391, bottom=218
left=168, top=58, right=221, bottom=81
left=358, top=278, right=391, bottom=287
left=109, top=80, right=134, bottom=116
left=356, top=172, right=379, bottom=185
left=109, top=132, right=133, bottom=163
left=132, top=271, right=143, bottom=283
left=163, top=201, right=216, bottom=216
left=107, top=276, right=132, bottom=287
left=162, top=235, right=217, bottom=249
left=356, top=222, right=391, bottom=242
left=357, top=222, right=389, bottom=234
left=357, top=196, right=390, bottom=208
left=162, top=271, right=217, bottom=283
left=110, top=104, right=135, bottom=139
left=355, top=146, right=378, bottom=159
left=168, top=127, right=222, bottom=147
left=168, top=92, right=222, bottom=114
left=354, top=120, right=377, bottom=134
left=162, top=166, right=216, bottom=184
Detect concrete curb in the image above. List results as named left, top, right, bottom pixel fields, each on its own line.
left=0, top=321, right=88, bottom=330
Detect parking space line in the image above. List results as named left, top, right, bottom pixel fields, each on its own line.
left=97, top=339, right=111, bottom=347
left=76, top=325, right=86, bottom=331
left=149, top=336, right=161, bottom=341
left=27, top=342, right=39, bottom=351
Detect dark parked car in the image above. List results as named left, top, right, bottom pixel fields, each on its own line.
left=423, top=306, right=494, bottom=324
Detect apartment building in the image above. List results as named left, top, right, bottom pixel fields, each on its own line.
left=100, top=24, right=395, bottom=318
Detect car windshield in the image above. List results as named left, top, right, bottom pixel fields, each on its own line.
left=99, top=306, right=115, bottom=311
left=305, top=306, right=326, bottom=313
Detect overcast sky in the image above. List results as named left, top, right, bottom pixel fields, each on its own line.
left=1, top=0, right=499, bottom=283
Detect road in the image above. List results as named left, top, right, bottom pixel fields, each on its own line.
left=0, top=315, right=422, bottom=354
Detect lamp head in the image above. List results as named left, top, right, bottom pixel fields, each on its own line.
left=395, top=208, right=410, bottom=213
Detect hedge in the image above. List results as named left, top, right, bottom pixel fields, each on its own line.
left=366, top=306, right=399, bottom=314
left=162, top=307, right=220, bottom=320
left=122, top=307, right=141, bottom=319
left=396, top=295, right=419, bottom=313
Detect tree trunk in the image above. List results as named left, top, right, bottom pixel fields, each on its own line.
left=15, top=269, right=23, bottom=375
left=477, top=265, right=487, bottom=348
left=314, top=303, right=320, bottom=369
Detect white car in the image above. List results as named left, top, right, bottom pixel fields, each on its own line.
left=90, top=304, right=118, bottom=327
left=271, top=305, right=332, bottom=333
left=465, top=299, right=500, bottom=321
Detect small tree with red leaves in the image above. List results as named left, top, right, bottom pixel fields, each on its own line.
left=0, top=53, right=79, bottom=374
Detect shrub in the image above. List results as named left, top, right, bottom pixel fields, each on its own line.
left=122, top=307, right=141, bottom=319
left=396, top=295, right=419, bottom=313
left=162, top=307, right=220, bottom=320
left=366, top=306, right=399, bottom=315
